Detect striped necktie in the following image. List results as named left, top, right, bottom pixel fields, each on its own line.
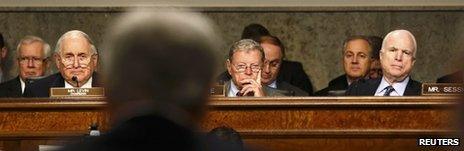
left=383, top=86, right=395, bottom=96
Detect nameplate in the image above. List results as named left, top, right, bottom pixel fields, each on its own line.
left=50, top=87, right=105, bottom=98
left=210, top=84, right=225, bottom=97
left=421, top=83, right=464, bottom=95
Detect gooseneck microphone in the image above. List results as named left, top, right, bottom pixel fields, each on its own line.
left=72, top=76, right=79, bottom=87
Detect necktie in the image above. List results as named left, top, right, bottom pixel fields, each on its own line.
left=383, top=86, right=395, bottom=96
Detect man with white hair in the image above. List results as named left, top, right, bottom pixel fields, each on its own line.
left=24, top=30, right=101, bottom=97
left=0, top=36, right=51, bottom=97
left=346, top=29, right=421, bottom=96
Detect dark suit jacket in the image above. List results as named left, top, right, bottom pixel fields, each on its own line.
left=0, top=76, right=22, bottom=97
left=23, top=72, right=102, bottom=97
left=60, top=114, right=202, bottom=151
left=315, top=74, right=349, bottom=96
left=277, top=60, right=313, bottom=95
left=217, top=60, right=313, bottom=95
left=437, top=71, right=463, bottom=83
left=345, top=77, right=422, bottom=96
left=276, top=81, right=308, bottom=96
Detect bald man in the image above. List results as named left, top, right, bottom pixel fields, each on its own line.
left=346, top=30, right=422, bottom=96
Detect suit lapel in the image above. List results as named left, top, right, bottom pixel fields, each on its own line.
left=52, top=74, right=66, bottom=87
left=91, top=72, right=101, bottom=87
left=368, top=78, right=382, bottom=95
left=8, top=77, right=22, bottom=97
left=224, top=80, right=231, bottom=97
left=404, top=79, right=420, bottom=96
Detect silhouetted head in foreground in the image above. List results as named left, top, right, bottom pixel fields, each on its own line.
left=103, top=8, right=221, bottom=126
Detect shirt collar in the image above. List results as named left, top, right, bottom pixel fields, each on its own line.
left=227, top=81, right=240, bottom=97
left=19, top=78, right=25, bottom=94
left=65, top=77, right=93, bottom=88
left=375, top=76, right=410, bottom=96
left=268, top=80, right=277, bottom=89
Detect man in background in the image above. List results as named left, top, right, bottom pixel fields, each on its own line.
left=24, top=30, right=101, bottom=97
left=346, top=30, right=421, bottom=96
left=259, top=35, right=307, bottom=96
left=0, top=36, right=51, bottom=97
left=315, top=35, right=373, bottom=96
left=368, top=36, right=383, bottom=79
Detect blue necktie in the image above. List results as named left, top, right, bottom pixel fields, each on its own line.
left=384, top=86, right=395, bottom=96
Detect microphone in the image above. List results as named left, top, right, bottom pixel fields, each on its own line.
left=72, top=76, right=79, bottom=87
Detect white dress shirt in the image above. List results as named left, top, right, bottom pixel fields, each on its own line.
left=20, top=78, right=25, bottom=94
left=374, top=76, right=410, bottom=96
left=227, top=81, right=240, bottom=97
left=268, top=80, right=277, bottom=89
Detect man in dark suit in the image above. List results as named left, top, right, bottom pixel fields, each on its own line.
left=0, top=36, right=51, bottom=97
left=437, top=70, right=463, bottom=83
left=24, top=30, right=99, bottom=97
left=346, top=30, right=421, bottom=96
left=224, top=39, right=286, bottom=97
left=315, top=35, right=373, bottom=96
left=61, top=9, right=221, bottom=151
left=258, top=36, right=307, bottom=96
left=228, top=23, right=314, bottom=94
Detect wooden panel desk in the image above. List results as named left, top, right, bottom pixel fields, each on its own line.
left=0, top=97, right=458, bottom=151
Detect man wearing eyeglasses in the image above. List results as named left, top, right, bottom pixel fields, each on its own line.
left=24, top=30, right=101, bottom=97
left=0, top=36, right=50, bottom=97
left=225, top=39, right=286, bottom=97
left=346, top=30, right=421, bottom=96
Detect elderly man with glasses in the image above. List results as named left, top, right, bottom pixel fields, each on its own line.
left=225, top=39, right=286, bottom=97
left=0, top=36, right=51, bottom=97
left=24, top=30, right=101, bottom=97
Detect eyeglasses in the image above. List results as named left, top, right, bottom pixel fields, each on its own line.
left=18, top=57, right=47, bottom=65
left=232, top=63, right=261, bottom=73
left=59, top=53, right=97, bottom=67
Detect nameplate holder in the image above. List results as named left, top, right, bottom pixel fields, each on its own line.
left=50, top=87, right=105, bottom=98
left=421, top=83, right=464, bottom=95
left=210, top=84, right=225, bottom=97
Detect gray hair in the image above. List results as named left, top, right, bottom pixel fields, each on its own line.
left=228, top=39, right=265, bottom=62
left=342, top=35, right=373, bottom=57
left=103, top=8, right=221, bottom=113
left=381, top=29, right=417, bottom=58
left=55, top=30, right=97, bottom=54
left=16, top=35, right=51, bottom=59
